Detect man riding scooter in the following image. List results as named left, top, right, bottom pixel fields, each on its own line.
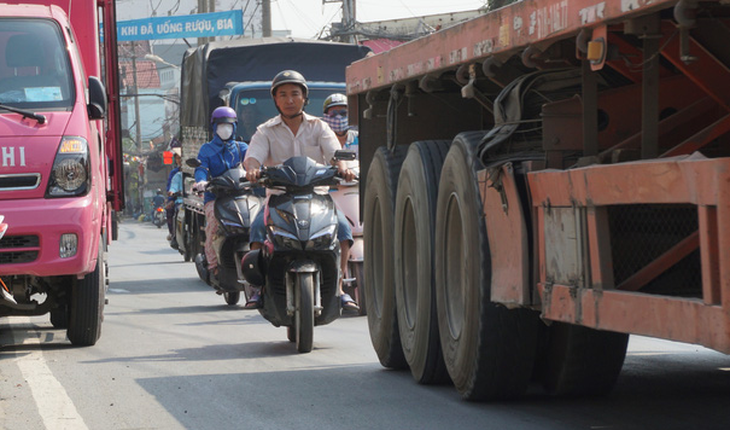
left=243, top=70, right=359, bottom=312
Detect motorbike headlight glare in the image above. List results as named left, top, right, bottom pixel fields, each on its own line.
left=275, top=209, right=293, bottom=225
left=306, top=225, right=336, bottom=250
left=269, top=225, right=302, bottom=250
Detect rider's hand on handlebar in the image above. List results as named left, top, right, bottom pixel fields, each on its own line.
left=192, top=181, right=208, bottom=193
left=337, top=161, right=356, bottom=182
left=246, top=168, right=261, bottom=183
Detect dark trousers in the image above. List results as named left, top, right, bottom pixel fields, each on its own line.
left=166, top=205, right=175, bottom=235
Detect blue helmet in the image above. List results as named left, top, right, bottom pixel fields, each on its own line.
left=211, top=106, right=237, bottom=125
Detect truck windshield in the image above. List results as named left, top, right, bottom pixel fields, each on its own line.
left=0, top=19, right=74, bottom=110
left=233, top=88, right=345, bottom=142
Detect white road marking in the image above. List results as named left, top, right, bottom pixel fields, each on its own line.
left=11, top=317, right=89, bottom=430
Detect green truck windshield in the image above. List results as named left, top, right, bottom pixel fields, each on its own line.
left=0, top=19, right=74, bottom=109
left=233, top=88, right=344, bottom=142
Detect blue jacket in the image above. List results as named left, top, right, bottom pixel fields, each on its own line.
left=169, top=171, right=183, bottom=205
left=166, top=166, right=180, bottom=202
left=195, top=123, right=249, bottom=204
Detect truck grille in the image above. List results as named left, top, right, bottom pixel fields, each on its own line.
left=0, top=174, right=41, bottom=190
left=0, top=235, right=39, bottom=264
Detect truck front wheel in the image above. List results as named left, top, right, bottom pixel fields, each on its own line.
left=67, top=236, right=106, bottom=346
left=50, top=306, right=68, bottom=329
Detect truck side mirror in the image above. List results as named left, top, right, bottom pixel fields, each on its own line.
left=218, top=87, right=231, bottom=104
left=87, top=76, right=107, bottom=120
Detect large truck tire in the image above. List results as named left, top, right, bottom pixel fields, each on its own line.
left=394, top=140, right=452, bottom=384
left=67, top=235, right=106, bottom=346
left=363, top=145, right=408, bottom=369
left=435, top=131, right=539, bottom=400
left=50, top=306, right=68, bottom=329
left=538, top=322, right=629, bottom=396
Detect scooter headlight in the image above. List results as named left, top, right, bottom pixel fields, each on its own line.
left=306, top=224, right=336, bottom=250
left=268, top=225, right=303, bottom=250
left=275, top=209, right=293, bottom=225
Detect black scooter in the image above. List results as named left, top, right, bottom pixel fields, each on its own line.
left=242, top=152, right=355, bottom=353
left=187, top=159, right=264, bottom=305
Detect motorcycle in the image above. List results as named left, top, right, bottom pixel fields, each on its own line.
left=152, top=206, right=166, bottom=228
left=329, top=166, right=365, bottom=315
left=186, top=159, right=264, bottom=306
left=241, top=152, right=356, bottom=353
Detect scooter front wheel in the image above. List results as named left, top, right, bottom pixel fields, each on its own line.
left=295, top=272, right=315, bottom=353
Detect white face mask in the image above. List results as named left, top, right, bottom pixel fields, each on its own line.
left=216, top=123, right=234, bottom=141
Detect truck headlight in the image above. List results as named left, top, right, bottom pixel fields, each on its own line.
left=46, top=137, right=90, bottom=197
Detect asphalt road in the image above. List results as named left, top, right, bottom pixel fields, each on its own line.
left=1, top=220, right=730, bottom=430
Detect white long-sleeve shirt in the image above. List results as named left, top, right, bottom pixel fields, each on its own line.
left=244, top=112, right=341, bottom=167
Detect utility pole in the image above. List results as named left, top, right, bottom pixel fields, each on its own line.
left=324, top=0, right=356, bottom=42
left=129, top=41, right=144, bottom=212
left=208, top=0, right=216, bottom=42
left=130, top=43, right=142, bottom=152
left=262, top=0, right=272, bottom=37
left=197, top=0, right=208, bottom=45
left=343, top=0, right=356, bottom=43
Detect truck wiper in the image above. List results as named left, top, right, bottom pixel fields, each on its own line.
left=0, top=103, right=46, bottom=124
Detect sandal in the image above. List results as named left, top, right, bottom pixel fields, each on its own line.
left=244, top=291, right=262, bottom=309
left=340, top=293, right=359, bottom=311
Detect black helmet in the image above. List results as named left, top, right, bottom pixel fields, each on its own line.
left=210, top=106, right=237, bottom=125
left=270, top=70, right=309, bottom=98
left=241, top=249, right=265, bottom=286
left=323, top=93, right=347, bottom=113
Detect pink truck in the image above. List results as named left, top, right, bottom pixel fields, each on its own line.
left=0, top=1, right=123, bottom=345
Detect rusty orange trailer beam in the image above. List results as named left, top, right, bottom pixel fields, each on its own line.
left=528, top=157, right=730, bottom=353
left=346, top=0, right=677, bottom=94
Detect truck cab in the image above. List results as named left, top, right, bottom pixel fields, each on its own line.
left=0, top=2, right=121, bottom=346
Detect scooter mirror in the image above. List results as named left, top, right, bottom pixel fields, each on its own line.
left=334, top=150, right=356, bottom=161
left=185, top=158, right=201, bottom=168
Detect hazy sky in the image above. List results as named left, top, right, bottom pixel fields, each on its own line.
left=116, top=0, right=488, bottom=39
left=272, top=0, right=488, bottom=38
